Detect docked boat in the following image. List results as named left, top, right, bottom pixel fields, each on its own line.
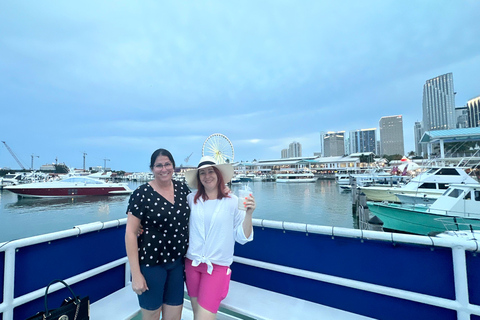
left=0, top=172, right=24, bottom=189
left=335, top=173, right=352, bottom=186
left=359, top=166, right=478, bottom=202
left=276, top=172, right=318, bottom=183
left=368, top=183, right=480, bottom=235
left=394, top=192, right=437, bottom=205
left=4, top=176, right=132, bottom=198
left=235, top=173, right=254, bottom=182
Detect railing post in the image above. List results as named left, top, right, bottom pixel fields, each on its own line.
left=2, top=246, right=16, bottom=320
left=452, top=247, right=470, bottom=320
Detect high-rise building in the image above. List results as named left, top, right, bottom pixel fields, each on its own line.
left=322, top=132, right=345, bottom=157
left=281, top=149, right=288, bottom=158
left=414, top=121, right=423, bottom=156
left=288, top=142, right=302, bottom=158
left=466, top=95, right=480, bottom=128
left=379, top=115, right=404, bottom=156
left=422, top=72, right=456, bottom=131
left=456, top=106, right=469, bottom=128
left=349, top=128, right=376, bottom=154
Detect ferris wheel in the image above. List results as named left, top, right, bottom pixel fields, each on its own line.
left=202, top=133, right=234, bottom=164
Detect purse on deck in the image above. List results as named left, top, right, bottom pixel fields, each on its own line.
left=26, top=279, right=89, bottom=320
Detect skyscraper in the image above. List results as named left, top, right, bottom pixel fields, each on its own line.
left=414, top=121, right=423, bottom=156
left=288, top=141, right=302, bottom=157
left=466, top=95, right=480, bottom=128
left=422, top=72, right=456, bottom=131
left=379, top=115, right=404, bottom=156
left=322, top=132, right=345, bottom=157
left=349, top=129, right=376, bottom=154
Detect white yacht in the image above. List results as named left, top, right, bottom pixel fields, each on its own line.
left=359, top=166, right=478, bottom=202
left=276, top=171, right=318, bottom=183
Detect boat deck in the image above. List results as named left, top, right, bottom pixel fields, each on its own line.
left=2, top=219, right=480, bottom=320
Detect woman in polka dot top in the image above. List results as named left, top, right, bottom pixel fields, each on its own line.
left=125, top=148, right=190, bottom=320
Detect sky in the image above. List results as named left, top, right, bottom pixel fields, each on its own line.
left=1, top=1, right=480, bottom=173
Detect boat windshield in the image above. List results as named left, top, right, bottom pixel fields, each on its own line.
left=446, top=188, right=463, bottom=198
left=62, top=177, right=104, bottom=184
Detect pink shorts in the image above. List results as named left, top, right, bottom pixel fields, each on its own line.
left=185, top=258, right=232, bottom=313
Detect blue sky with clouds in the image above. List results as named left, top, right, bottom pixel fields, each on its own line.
left=1, top=1, right=480, bottom=172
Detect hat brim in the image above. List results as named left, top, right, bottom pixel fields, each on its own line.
left=185, top=163, right=234, bottom=189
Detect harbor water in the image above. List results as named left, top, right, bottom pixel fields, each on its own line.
left=0, top=180, right=356, bottom=243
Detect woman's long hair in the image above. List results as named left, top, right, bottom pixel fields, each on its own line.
left=194, top=166, right=230, bottom=204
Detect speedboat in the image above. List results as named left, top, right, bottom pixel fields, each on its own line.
left=368, top=183, right=480, bottom=235
left=359, top=166, right=478, bottom=202
left=4, top=176, right=132, bottom=198
left=0, top=172, right=25, bottom=188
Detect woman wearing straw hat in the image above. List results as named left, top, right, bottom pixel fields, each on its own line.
left=184, top=156, right=255, bottom=320
left=125, top=148, right=190, bottom=320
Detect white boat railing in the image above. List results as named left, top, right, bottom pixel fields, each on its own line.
left=2, top=218, right=480, bottom=319
left=0, top=220, right=131, bottom=320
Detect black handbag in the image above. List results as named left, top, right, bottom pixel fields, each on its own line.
left=26, top=279, right=89, bottom=320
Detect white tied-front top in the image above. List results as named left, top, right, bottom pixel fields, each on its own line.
left=185, top=193, right=253, bottom=274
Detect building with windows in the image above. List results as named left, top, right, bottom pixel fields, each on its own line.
left=288, top=141, right=302, bottom=158
left=379, top=115, right=404, bottom=156
left=281, top=149, right=288, bottom=159
left=349, top=128, right=376, bottom=154
left=422, top=72, right=456, bottom=132
left=322, top=132, right=345, bottom=157
left=456, top=106, right=469, bottom=128
left=466, top=95, right=480, bottom=128
left=414, top=121, right=423, bottom=156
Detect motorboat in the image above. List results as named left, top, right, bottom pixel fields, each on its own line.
left=336, top=169, right=410, bottom=188
left=236, top=173, right=254, bottom=182
left=276, top=171, right=318, bottom=183
left=359, top=166, right=478, bottom=202
left=368, top=183, right=480, bottom=235
left=394, top=192, right=437, bottom=205
left=0, top=173, right=25, bottom=189
left=335, top=173, right=352, bottom=186
left=4, top=176, right=132, bottom=198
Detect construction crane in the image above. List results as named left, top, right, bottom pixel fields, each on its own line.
left=184, top=152, right=193, bottom=164
left=2, top=141, right=26, bottom=170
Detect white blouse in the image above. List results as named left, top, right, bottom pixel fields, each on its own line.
left=186, top=193, right=253, bottom=274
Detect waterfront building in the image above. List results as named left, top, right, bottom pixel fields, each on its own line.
left=288, top=142, right=302, bottom=157
left=379, top=115, right=404, bottom=156
left=234, top=153, right=377, bottom=179
left=420, top=127, right=480, bottom=159
left=349, top=128, right=376, bottom=154
left=281, top=149, right=288, bottom=158
left=322, top=132, right=345, bottom=157
left=466, top=95, right=480, bottom=128
left=422, top=72, right=456, bottom=132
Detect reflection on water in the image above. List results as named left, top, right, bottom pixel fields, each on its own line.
left=230, top=180, right=354, bottom=228
left=1, top=180, right=356, bottom=243
left=0, top=186, right=135, bottom=243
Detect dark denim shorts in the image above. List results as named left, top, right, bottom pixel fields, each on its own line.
left=138, top=258, right=185, bottom=310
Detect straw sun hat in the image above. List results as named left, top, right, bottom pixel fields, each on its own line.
left=185, top=156, right=234, bottom=189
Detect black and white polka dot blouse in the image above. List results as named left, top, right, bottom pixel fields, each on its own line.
left=127, top=180, right=190, bottom=267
